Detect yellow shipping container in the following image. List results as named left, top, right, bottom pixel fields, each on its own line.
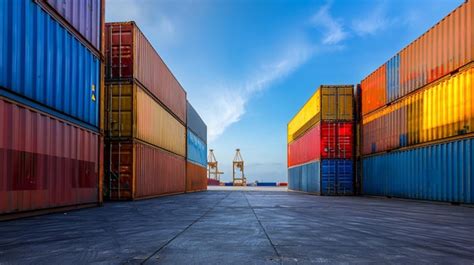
left=106, top=81, right=186, bottom=157
left=287, top=85, right=354, bottom=143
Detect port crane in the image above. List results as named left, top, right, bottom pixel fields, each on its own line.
left=232, top=149, right=246, bottom=186
left=208, top=149, right=223, bottom=181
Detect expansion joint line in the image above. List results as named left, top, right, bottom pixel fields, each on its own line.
left=244, top=192, right=282, bottom=263
left=141, top=192, right=232, bottom=264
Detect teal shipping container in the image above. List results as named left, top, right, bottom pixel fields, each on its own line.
left=0, top=0, right=100, bottom=128
left=187, top=130, right=207, bottom=167
left=363, top=137, right=474, bottom=203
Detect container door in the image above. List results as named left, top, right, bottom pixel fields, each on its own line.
left=105, top=142, right=134, bottom=200
left=337, top=87, right=354, bottom=120
left=106, top=83, right=134, bottom=138
left=321, top=88, right=337, bottom=120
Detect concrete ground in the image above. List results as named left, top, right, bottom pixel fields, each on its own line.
left=1, top=190, right=474, bottom=265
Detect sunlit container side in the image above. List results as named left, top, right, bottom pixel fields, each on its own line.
left=0, top=0, right=100, bottom=127
left=105, top=22, right=186, bottom=123
left=186, top=162, right=207, bottom=193
left=362, top=137, right=474, bottom=203
left=361, top=64, right=386, bottom=116
left=287, top=85, right=354, bottom=142
left=0, top=98, right=100, bottom=215
left=386, top=54, right=400, bottom=103
left=400, top=0, right=474, bottom=96
left=106, top=81, right=186, bottom=157
left=105, top=141, right=185, bottom=200
left=187, top=101, right=207, bottom=143
left=287, top=122, right=353, bottom=167
left=187, top=130, right=207, bottom=167
left=35, top=0, right=102, bottom=53
left=362, top=65, right=474, bottom=155
left=288, top=160, right=353, bottom=195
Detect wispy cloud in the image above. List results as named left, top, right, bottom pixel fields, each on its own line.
left=310, top=3, right=348, bottom=45
left=351, top=3, right=392, bottom=36
left=204, top=40, right=317, bottom=142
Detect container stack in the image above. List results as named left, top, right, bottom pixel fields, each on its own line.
left=186, top=101, right=208, bottom=192
left=287, top=85, right=354, bottom=195
left=360, top=0, right=474, bottom=203
left=104, top=22, right=187, bottom=200
left=0, top=0, right=104, bottom=217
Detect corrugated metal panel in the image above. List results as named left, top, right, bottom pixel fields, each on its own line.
left=287, top=122, right=353, bottom=167
left=386, top=54, right=400, bottom=103
left=362, top=137, right=474, bottom=203
left=187, top=101, right=207, bottom=143
left=186, top=161, right=207, bottom=192
left=362, top=65, right=474, bottom=155
left=0, top=0, right=100, bottom=127
left=187, top=130, right=207, bottom=167
left=40, top=0, right=102, bottom=51
left=105, top=22, right=186, bottom=123
left=0, top=98, right=99, bottom=214
left=400, top=0, right=474, bottom=97
left=106, top=81, right=186, bottom=157
left=288, top=159, right=353, bottom=195
left=288, top=85, right=354, bottom=142
left=105, top=141, right=185, bottom=200
left=361, top=64, right=387, bottom=115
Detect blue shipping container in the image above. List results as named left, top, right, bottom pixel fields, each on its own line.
left=386, top=54, right=400, bottom=103
left=0, top=0, right=100, bottom=127
left=363, top=137, right=474, bottom=203
left=288, top=160, right=353, bottom=195
left=256, top=182, right=277, bottom=187
left=187, top=129, right=207, bottom=167
left=187, top=101, right=207, bottom=143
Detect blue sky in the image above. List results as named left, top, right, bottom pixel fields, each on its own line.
left=106, top=0, right=463, bottom=183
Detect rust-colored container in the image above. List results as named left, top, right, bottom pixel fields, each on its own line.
left=105, top=81, right=186, bottom=157
left=105, top=140, right=185, bottom=200
left=361, top=64, right=387, bottom=115
left=0, top=97, right=100, bottom=215
left=186, top=161, right=207, bottom=193
left=362, top=64, right=474, bottom=155
left=400, top=0, right=474, bottom=96
left=105, top=22, right=186, bottom=123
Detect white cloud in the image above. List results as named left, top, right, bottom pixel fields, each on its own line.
left=351, top=3, right=391, bottom=36
left=310, top=3, right=348, bottom=45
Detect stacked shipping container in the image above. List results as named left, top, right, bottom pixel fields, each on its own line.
left=104, top=22, right=187, bottom=200
left=0, top=0, right=104, bottom=217
left=360, top=0, right=474, bottom=203
left=287, top=85, right=354, bottom=195
left=186, top=102, right=208, bottom=192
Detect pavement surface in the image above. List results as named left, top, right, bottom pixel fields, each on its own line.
left=1, top=190, right=474, bottom=264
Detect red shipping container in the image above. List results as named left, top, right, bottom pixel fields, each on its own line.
left=361, top=64, right=387, bottom=116
left=0, top=98, right=100, bottom=215
left=105, top=22, right=186, bottom=123
left=288, top=122, right=353, bottom=167
left=105, top=141, right=185, bottom=200
left=186, top=161, right=207, bottom=193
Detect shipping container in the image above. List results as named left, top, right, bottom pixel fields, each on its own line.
left=361, top=64, right=386, bottom=115
left=105, top=140, right=185, bottom=200
left=0, top=97, right=100, bottom=215
left=287, top=122, right=353, bottom=167
left=288, top=160, right=354, bottom=195
left=362, top=137, right=474, bottom=204
left=106, top=81, right=186, bottom=157
left=187, top=130, right=207, bottom=167
left=186, top=161, right=207, bottom=193
left=362, top=64, right=474, bottom=155
left=0, top=0, right=101, bottom=128
left=386, top=54, right=400, bottom=103
left=187, top=101, right=207, bottom=143
left=208, top=178, right=220, bottom=186
left=288, top=85, right=353, bottom=143
left=35, top=0, right=103, bottom=54
left=105, top=22, right=186, bottom=123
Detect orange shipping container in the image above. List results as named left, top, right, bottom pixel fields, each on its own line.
left=104, top=141, right=185, bottom=200
left=105, top=81, right=186, bottom=157
left=186, top=162, right=207, bottom=193
left=361, top=64, right=387, bottom=115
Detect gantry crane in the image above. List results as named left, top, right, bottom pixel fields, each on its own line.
left=208, top=149, right=223, bottom=181
left=233, top=149, right=246, bottom=186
